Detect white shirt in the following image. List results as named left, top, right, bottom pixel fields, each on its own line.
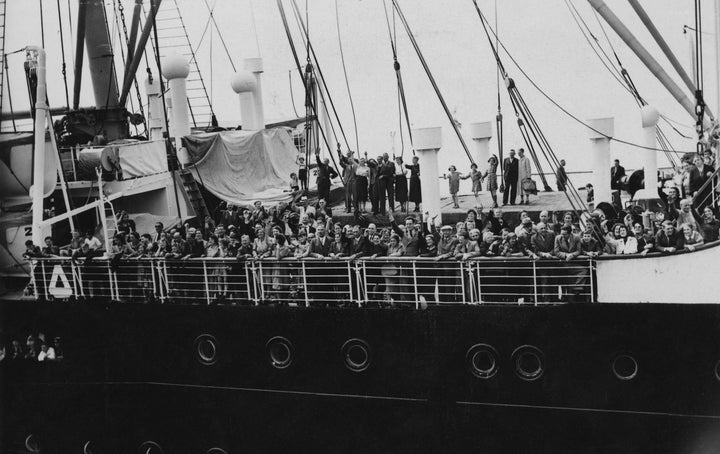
left=85, top=236, right=102, bottom=250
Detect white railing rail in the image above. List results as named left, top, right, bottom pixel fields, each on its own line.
left=30, top=256, right=597, bottom=306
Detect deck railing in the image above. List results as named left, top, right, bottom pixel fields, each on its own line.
left=30, top=257, right=596, bottom=307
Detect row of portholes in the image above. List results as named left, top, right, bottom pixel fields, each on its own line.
left=194, top=334, right=372, bottom=373
left=466, top=344, right=641, bottom=382
left=23, top=437, right=228, bottom=454
left=195, top=335, right=720, bottom=383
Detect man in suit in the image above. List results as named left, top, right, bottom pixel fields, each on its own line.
left=315, top=151, right=338, bottom=203
left=338, top=149, right=358, bottom=213
left=502, top=149, right=519, bottom=205
left=377, top=152, right=396, bottom=214
left=556, top=159, right=568, bottom=192
left=305, top=224, right=334, bottom=305
left=611, top=159, right=626, bottom=190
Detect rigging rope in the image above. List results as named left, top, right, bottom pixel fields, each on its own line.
left=564, top=1, right=680, bottom=167
left=390, top=0, right=474, bottom=165
left=381, top=0, right=414, bottom=156
left=472, top=1, right=590, bottom=222
left=335, top=0, right=360, bottom=154
left=202, top=0, right=236, bottom=72
left=289, top=0, right=352, bottom=156
left=694, top=0, right=706, bottom=153
left=276, top=0, right=344, bottom=183
left=480, top=10, right=688, bottom=154
left=56, top=0, right=71, bottom=110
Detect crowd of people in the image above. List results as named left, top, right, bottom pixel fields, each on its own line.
left=0, top=332, right=64, bottom=363
left=21, top=147, right=720, bottom=303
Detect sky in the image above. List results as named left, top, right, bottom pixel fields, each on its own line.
left=5, top=0, right=716, bottom=187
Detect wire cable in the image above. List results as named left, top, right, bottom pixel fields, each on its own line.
left=335, top=0, right=360, bottom=154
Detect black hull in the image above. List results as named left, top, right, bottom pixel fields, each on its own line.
left=2, top=300, right=720, bottom=453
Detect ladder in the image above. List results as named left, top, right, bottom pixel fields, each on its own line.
left=178, top=168, right=209, bottom=220
left=0, top=0, right=7, bottom=119
left=142, top=0, right=215, bottom=129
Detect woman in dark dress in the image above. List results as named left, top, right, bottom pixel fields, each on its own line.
left=394, top=156, right=408, bottom=212
left=405, top=155, right=421, bottom=212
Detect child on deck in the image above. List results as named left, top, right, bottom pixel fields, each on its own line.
left=445, top=165, right=470, bottom=209
left=289, top=172, right=300, bottom=193
left=469, top=163, right=484, bottom=207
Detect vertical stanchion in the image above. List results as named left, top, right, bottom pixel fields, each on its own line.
left=346, top=260, right=353, bottom=304
left=589, top=259, right=595, bottom=303
left=532, top=260, right=539, bottom=306
left=203, top=261, right=211, bottom=305
left=40, top=261, right=47, bottom=300
left=258, top=261, right=265, bottom=302
left=149, top=259, right=157, bottom=301
left=476, top=262, right=483, bottom=304
left=301, top=261, right=309, bottom=307
left=412, top=261, right=419, bottom=309
left=106, top=262, right=116, bottom=301
left=245, top=261, right=253, bottom=303
left=354, top=261, right=363, bottom=307
left=459, top=262, right=466, bottom=305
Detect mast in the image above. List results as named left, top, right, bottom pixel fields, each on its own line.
left=715, top=0, right=720, bottom=116
left=588, top=0, right=711, bottom=128
left=626, top=0, right=712, bottom=120
left=84, top=0, right=120, bottom=108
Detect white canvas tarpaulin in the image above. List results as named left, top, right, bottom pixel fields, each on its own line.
left=183, top=129, right=298, bottom=205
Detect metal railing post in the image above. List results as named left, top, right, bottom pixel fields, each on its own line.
left=203, top=260, right=211, bottom=305
left=476, top=262, right=482, bottom=304
left=412, top=261, right=419, bottom=309
left=245, top=261, right=253, bottom=303
left=589, top=259, right=595, bottom=303
left=149, top=259, right=158, bottom=300
left=354, top=261, right=363, bottom=307
left=300, top=259, right=310, bottom=307
left=459, top=262, right=466, bottom=305
left=346, top=260, right=353, bottom=304
left=258, top=261, right=265, bottom=302
left=106, top=261, right=116, bottom=301
left=40, top=260, right=47, bottom=300
left=532, top=260, right=539, bottom=306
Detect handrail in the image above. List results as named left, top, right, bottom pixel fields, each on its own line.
left=691, top=165, right=720, bottom=206
left=29, top=256, right=597, bottom=306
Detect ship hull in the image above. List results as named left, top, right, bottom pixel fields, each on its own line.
left=2, top=299, right=720, bottom=453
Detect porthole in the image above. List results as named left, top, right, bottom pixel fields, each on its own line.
left=194, top=335, right=218, bottom=366
left=266, top=336, right=293, bottom=369
left=137, top=441, right=164, bottom=454
left=465, top=344, right=500, bottom=379
left=25, top=434, right=40, bottom=453
left=83, top=441, right=95, bottom=454
left=612, top=354, right=638, bottom=381
left=512, top=345, right=545, bottom=381
left=206, top=448, right=229, bottom=454
left=714, top=360, right=720, bottom=382
left=342, top=339, right=371, bottom=372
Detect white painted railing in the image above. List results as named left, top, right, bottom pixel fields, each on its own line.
left=30, top=256, right=596, bottom=306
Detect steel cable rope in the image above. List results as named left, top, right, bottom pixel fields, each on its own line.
left=56, top=0, right=71, bottom=110
left=480, top=12, right=690, bottom=154
left=288, top=70, right=301, bottom=118
left=390, top=0, right=475, bottom=165
left=288, top=0, right=352, bottom=157
left=473, top=2, right=589, bottom=221
left=113, top=0, right=143, bottom=136
left=589, top=6, right=682, bottom=166
left=202, top=0, right=236, bottom=72
left=567, top=1, right=681, bottom=166
left=277, top=0, right=344, bottom=183
left=334, top=0, right=360, bottom=154
left=150, top=0, right=184, bottom=225
left=381, top=0, right=414, bottom=157
left=471, top=2, right=556, bottom=194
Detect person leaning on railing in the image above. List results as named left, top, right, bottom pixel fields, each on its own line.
left=653, top=220, right=685, bottom=253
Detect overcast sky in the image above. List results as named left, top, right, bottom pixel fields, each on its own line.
left=6, top=0, right=715, bottom=182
